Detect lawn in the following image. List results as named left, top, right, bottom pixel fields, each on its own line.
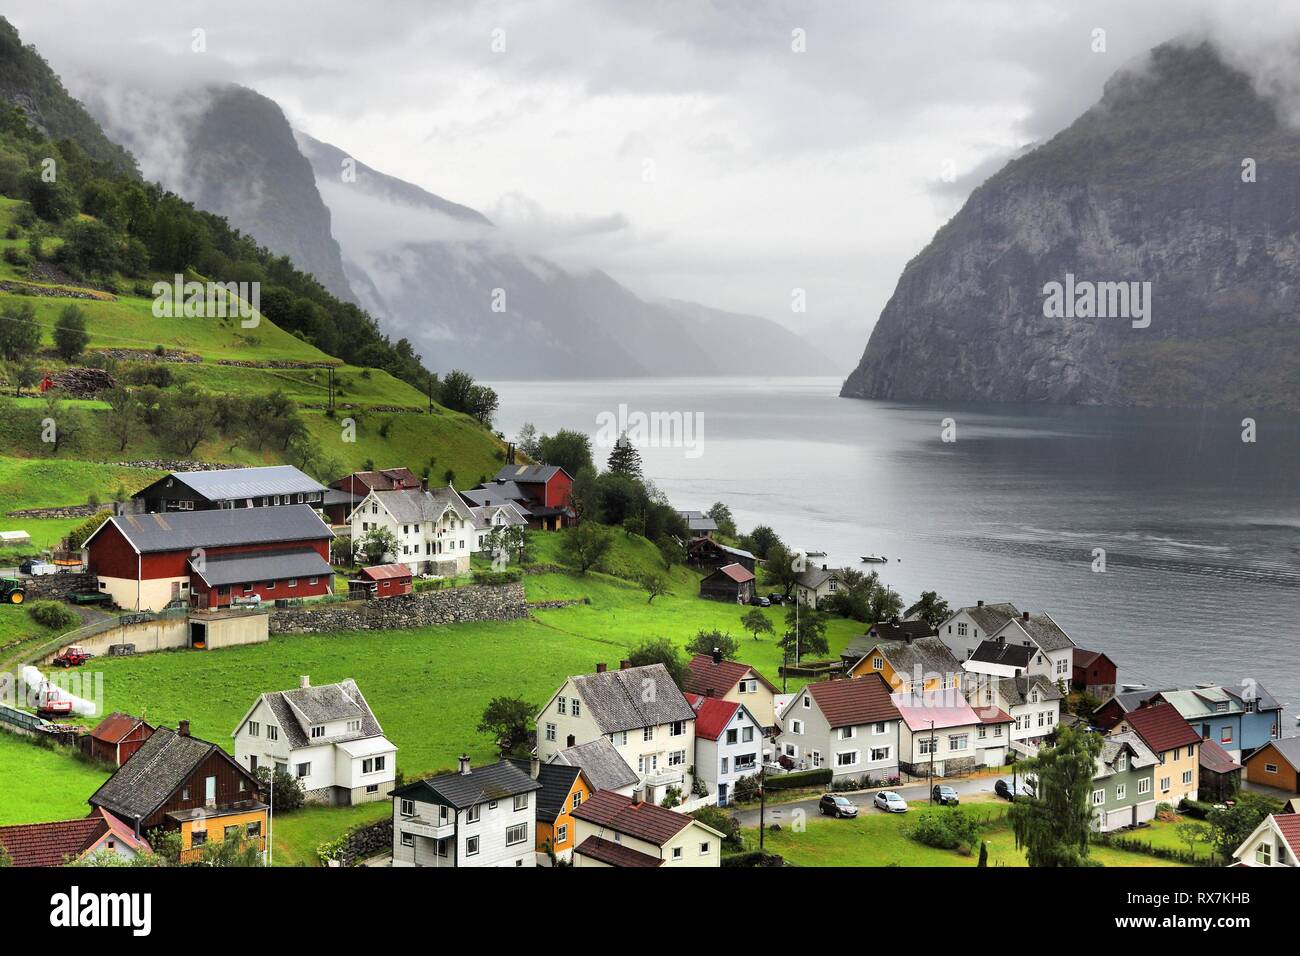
left=0, top=733, right=110, bottom=826
left=746, top=806, right=1191, bottom=867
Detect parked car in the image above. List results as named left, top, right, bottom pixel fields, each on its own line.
left=873, top=790, right=908, bottom=813
left=768, top=592, right=784, bottom=605
left=994, top=777, right=1035, bottom=800
left=931, top=784, right=960, bottom=806
left=818, top=794, right=858, bottom=818
left=19, top=560, right=57, bottom=576
left=753, top=596, right=771, bottom=607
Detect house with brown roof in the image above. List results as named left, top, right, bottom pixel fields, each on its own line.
left=699, top=562, right=755, bottom=604
left=775, top=673, right=902, bottom=783
left=1198, top=738, right=1242, bottom=803
left=683, top=651, right=779, bottom=729
left=83, top=712, right=155, bottom=767
left=1113, top=701, right=1202, bottom=805
left=0, top=809, right=150, bottom=867
left=570, top=789, right=723, bottom=867
left=1072, top=648, right=1118, bottom=699
left=1232, top=813, right=1300, bottom=867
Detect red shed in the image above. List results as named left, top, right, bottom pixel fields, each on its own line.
left=84, top=712, right=156, bottom=766
left=351, top=563, right=413, bottom=599
left=1072, top=648, right=1118, bottom=699
left=491, top=464, right=574, bottom=529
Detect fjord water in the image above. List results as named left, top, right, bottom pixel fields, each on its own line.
left=493, top=377, right=1300, bottom=722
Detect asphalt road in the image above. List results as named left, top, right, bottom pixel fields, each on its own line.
left=733, top=772, right=1013, bottom=826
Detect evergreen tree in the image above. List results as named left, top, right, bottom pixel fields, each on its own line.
left=606, top=431, right=643, bottom=479
left=1009, top=723, right=1104, bottom=867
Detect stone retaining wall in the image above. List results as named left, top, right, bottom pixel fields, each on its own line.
left=7, top=504, right=100, bottom=519
left=24, top=573, right=95, bottom=601
left=338, top=818, right=393, bottom=866
left=269, top=583, right=527, bottom=634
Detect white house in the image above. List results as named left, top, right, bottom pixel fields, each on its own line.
left=937, top=601, right=1022, bottom=661
left=570, top=790, right=722, bottom=868
left=966, top=674, right=1063, bottom=754
left=685, top=693, right=765, bottom=806
left=349, top=485, right=475, bottom=576
left=892, top=692, right=1010, bottom=776
left=232, top=676, right=397, bottom=806
left=469, top=501, right=529, bottom=554
left=391, top=756, right=542, bottom=867
left=536, top=662, right=697, bottom=805
left=1232, top=814, right=1300, bottom=867
left=775, top=673, right=902, bottom=784
left=987, top=613, right=1076, bottom=689
left=793, top=565, right=843, bottom=608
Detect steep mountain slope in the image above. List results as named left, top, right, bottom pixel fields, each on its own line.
left=841, top=41, right=1300, bottom=410
left=298, top=131, right=833, bottom=378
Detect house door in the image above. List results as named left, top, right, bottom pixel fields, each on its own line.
left=718, top=783, right=728, bottom=806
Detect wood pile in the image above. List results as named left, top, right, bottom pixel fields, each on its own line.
left=50, top=367, right=117, bottom=397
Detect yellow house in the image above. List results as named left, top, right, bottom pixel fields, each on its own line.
left=175, top=806, right=268, bottom=864
left=845, top=631, right=964, bottom=695
left=522, top=759, right=592, bottom=866
left=1115, top=702, right=1202, bottom=805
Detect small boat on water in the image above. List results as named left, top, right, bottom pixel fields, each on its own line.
left=860, top=554, right=888, bottom=563
left=805, top=550, right=827, bottom=558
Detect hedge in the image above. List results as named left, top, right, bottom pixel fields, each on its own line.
left=722, top=850, right=786, bottom=867
left=764, top=767, right=832, bottom=792
left=1179, top=798, right=1214, bottom=820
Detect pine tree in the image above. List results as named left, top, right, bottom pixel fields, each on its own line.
left=606, top=431, right=643, bottom=479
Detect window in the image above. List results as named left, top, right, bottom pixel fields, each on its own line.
left=249, top=755, right=258, bottom=772
left=545, top=722, right=556, bottom=742
left=366, top=784, right=379, bottom=794
left=726, top=728, right=739, bottom=745
left=739, top=679, right=756, bottom=693
left=224, top=825, right=240, bottom=841
left=699, top=842, right=711, bottom=855
left=571, top=791, right=582, bottom=810
left=506, top=824, right=527, bottom=846
left=977, top=725, right=987, bottom=740
left=248, top=721, right=259, bottom=737
left=296, top=762, right=311, bottom=779
left=802, top=695, right=811, bottom=709
left=362, top=756, right=385, bottom=774
left=401, top=832, right=415, bottom=848
left=612, top=731, right=627, bottom=746
left=839, top=726, right=855, bottom=740
left=205, top=776, right=216, bottom=802
left=1160, top=777, right=1170, bottom=793
left=309, top=576, right=319, bottom=586
left=310, top=725, right=325, bottom=739
left=488, top=801, right=498, bottom=810
left=919, top=738, right=935, bottom=756
left=643, top=727, right=654, bottom=742
left=1116, top=753, right=1127, bottom=771
left=957, top=622, right=968, bottom=636
left=1265, top=763, right=1280, bottom=775
left=1115, top=784, right=1126, bottom=800
left=247, top=821, right=262, bottom=838
left=557, top=696, right=568, bottom=715
left=789, top=720, right=803, bottom=735
left=1182, top=770, right=1193, bottom=786
left=572, top=698, right=581, bottom=718
left=347, top=720, right=361, bottom=732
left=1186, top=744, right=1195, bottom=758
left=734, top=753, right=756, bottom=771
left=1256, top=842, right=1272, bottom=865
left=835, top=751, right=859, bottom=767
left=466, top=836, right=480, bottom=856
left=267, top=725, right=278, bottom=742
left=556, top=824, right=568, bottom=844
left=287, top=579, right=297, bottom=589
left=948, top=734, right=968, bottom=751
left=870, top=746, right=891, bottom=762
left=872, top=656, right=884, bottom=670
left=637, top=754, right=658, bottom=773
left=1141, top=778, right=1153, bottom=795
left=1092, top=789, right=1105, bottom=806
left=1221, top=727, right=1233, bottom=744
left=742, top=726, right=754, bottom=743
left=191, top=830, right=207, bottom=847
left=670, top=721, right=685, bottom=737
left=513, top=793, right=528, bottom=811
left=466, top=805, right=481, bottom=823
left=672, top=846, right=682, bottom=859
left=872, top=722, right=887, bottom=735
left=810, top=751, right=822, bottom=767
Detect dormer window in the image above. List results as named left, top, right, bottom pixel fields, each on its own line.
left=311, top=725, right=325, bottom=739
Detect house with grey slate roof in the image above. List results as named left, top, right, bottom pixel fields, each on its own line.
left=1091, top=732, right=1159, bottom=832
left=130, top=465, right=327, bottom=514
left=536, top=662, right=697, bottom=805
left=546, top=737, right=639, bottom=795
left=349, top=484, right=476, bottom=576
left=937, top=600, right=1021, bottom=661
left=232, top=676, right=397, bottom=806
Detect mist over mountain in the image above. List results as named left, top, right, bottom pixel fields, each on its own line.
left=842, top=41, right=1300, bottom=410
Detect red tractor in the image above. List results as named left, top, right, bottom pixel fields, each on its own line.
left=52, top=645, right=94, bottom=668
left=34, top=683, right=73, bottom=718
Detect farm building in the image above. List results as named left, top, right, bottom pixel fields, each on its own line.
left=1244, top=738, right=1300, bottom=794
left=1073, top=648, right=1118, bottom=699
left=349, top=563, right=413, bottom=599
left=686, top=537, right=756, bottom=574
left=464, top=464, right=575, bottom=530
left=83, top=505, right=334, bottom=612
left=324, top=468, right=424, bottom=524
left=699, top=563, right=755, bottom=604
left=83, top=712, right=155, bottom=766
left=129, top=465, right=327, bottom=514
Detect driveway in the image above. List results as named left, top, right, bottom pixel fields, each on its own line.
left=732, top=772, right=1010, bottom=826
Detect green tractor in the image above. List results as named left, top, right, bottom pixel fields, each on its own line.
left=0, top=578, right=26, bottom=605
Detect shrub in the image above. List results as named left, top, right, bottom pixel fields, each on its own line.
left=122, top=363, right=174, bottom=388
left=691, top=805, right=743, bottom=848
left=1179, top=798, right=1214, bottom=820
left=66, top=509, right=113, bottom=551
left=721, top=850, right=785, bottom=867
left=905, top=807, right=982, bottom=852
left=470, top=568, right=522, bottom=586
left=28, top=600, right=79, bottom=631
left=255, top=766, right=305, bottom=813
left=764, top=767, right=832, bottom=792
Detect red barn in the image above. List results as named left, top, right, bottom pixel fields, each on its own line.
left=83, top=505, right=334, bottom=611
left=490, top=464, right=574, bottom=529
left=84, top=712, right=155, bottom=766
left=350, top=563, right=413, bottom=599
left=1072, top=648, right=1119, bottom=699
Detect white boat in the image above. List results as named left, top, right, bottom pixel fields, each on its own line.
left=805, top=550, right=826, bottom=558
left=860, top=554, right=888, bottom=563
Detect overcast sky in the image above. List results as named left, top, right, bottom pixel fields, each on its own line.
left=6, top=0, right=1293, bottom=354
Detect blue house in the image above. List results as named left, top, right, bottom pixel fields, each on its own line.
left=1158, top=684, right=1282, bottom=759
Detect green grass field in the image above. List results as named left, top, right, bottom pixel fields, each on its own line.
left=0, top=734, right=110, bottom=826
left=747, top=804, right=1190, bottom=868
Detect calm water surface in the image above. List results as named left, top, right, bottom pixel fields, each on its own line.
left=491, top=377, right=1300, bottom=723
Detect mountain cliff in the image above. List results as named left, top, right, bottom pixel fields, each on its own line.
left=841, top=42, right=1300, bottom=410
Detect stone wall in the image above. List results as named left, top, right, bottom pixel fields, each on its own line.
left=337, top=818, right=393, bottom=866
left=24, top=573, right=95, bottom=601
left=269, top=582, right=527, bottom=635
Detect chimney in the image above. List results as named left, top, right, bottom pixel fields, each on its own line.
left=596, top=662, right=607, bottom=673
left=1022, top=611, right=1030, bottom=621
left=619, top=659, right=631, bottom=670
left=822, top=564, right=827, bottom=571
left=705, top=688, right=714, bottom=697
left=529, top=755, right=540, bottom=779
left=631, top=788, right=643, bottom=805
left=977, top=600, right=984, bottom=607
left=457, top=754, right=472, bottom=776
left=300, top=675, right=311, bottom=689
left=177, top=719, right=190, bottom=738
left=711, top=647, right=722, bottom=665
left=420, top=477, right=429, bottom=492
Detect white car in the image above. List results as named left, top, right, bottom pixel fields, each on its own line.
left=873, top=790, right=909, bottom=813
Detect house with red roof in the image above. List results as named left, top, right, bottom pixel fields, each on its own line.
left=348, top=563, right=413, bottom=599
left=893, top=691, right=1011, bottom=777
left=699, top=562, right=755, bottom=604
left=1113, top=701, right=1202, bottom=805
left=1232, top=813, right=1300, bottom=867
left=683, top=651, right=779, bottom=729
left=1072, top=648, right=1118, bottom=699
left=775, top=673, right=902, bottom=784
left=685, top=692, right=765, bottom=806
left=83, top=712, right=155, bottom=767
left=0, top=809, right=150, bottom=867
left=570, top=789, right=723, bottom=868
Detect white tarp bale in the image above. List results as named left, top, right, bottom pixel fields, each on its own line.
left=0, top=530, right=31, bottom=545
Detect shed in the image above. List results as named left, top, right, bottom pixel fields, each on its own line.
left=699, top=563, right=755, bottom=604
left=84, top=712, right=156, bottom=767
left=350, top=563, right=413, bottom=599
left=1072, top=648, right=1118, bottom=699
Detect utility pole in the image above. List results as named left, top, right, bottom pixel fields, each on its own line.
left=327, top=366, right=335, bottom=411
left=928, top=720, right=936, bottom=805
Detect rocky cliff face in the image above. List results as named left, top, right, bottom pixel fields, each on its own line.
left=841, top=42, right=1300, bottom=410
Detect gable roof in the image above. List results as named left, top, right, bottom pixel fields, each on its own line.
left=954, top=602, right=1020, bottom=635
left=495, top=464, right=569, bottom=484
left=0, top=811, right=148, bottom=867
left=90, top=712, right=151, bottom=744
left=88, top=727, right=255, bottom=823
left=335, top=468, right=421, bottom=492
left=1199, top=737, right=1242, bottom=775
left=707, top=563, right=755, bottom=585
left=137, top=465, right=326, bottom=502
left=1017, top=612, right=1076, bottom=652
left=1094, top=688, right=1166, bottom=719
left=891, top=693, right=982, bottom=733
left=573, top=834, right=663, bottom=867
left=569, top=789, right=694, bottom=845
left=1096, top=731, right=1159, bottom=778
left=683, top=693, right=743, bottom=741
left=996, top=674, right=1065, bottom=708
left=1233, top=813, right=1300, bottom=865
left=1251, top=737, right=1300, bottom=772
left=568, top=664, right=695, bottom=735
left=1120, top=702, right=1202, bottom=755
left=372, top=486, right=473, bottom=525
left=391, top=759, right=542, bottom=810
left=89, top=504, right=332, bottom=554
left=684, top=654, right=777, bottom=699
left=461, top=482, right=532, bottom=509
left=688, top=538, right=755, bottom=561
left=507, top=759, right=585, bottom=822
left=239, top=679, right=385, bottom=749
left=800, top=674, right=900, bottom=730
left=356, top=563, right=412, bottom=581
left=850, top=635, right=961, bottom=681
left=968, top=640, right=1035, bottom=668
left=678, top=511, right=718, bottom=533
left=548, top=737, right=639, bottom=792
left=470, top=502, right=529, bottom=530
left=1073, top=648, right=1116, bottom=670
left=189, top=547, right=333, bottom=588
left=795, top=566, right=840, bottom=589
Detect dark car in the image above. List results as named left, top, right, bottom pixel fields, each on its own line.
left=931, top=784, right=960, bottom=806
left=818, top=793, right=859, bottom=818
left=768, top=592, right=784, bottom=605
left=994, top=777, right=1034, bottom=800
left=753, top=596, right=771, bottom=607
